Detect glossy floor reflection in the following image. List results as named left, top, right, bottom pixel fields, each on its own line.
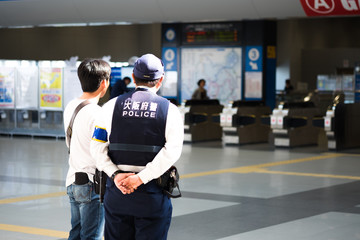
left=0, top=136, right=360, bottom=240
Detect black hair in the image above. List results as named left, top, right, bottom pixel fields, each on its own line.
left=133, top=76, right=160, bottom=88
left=197, top=79, right=206, bottom=86
left=123, top=76, right=131, bottom=83
left=77, top=59, right=111, bottom=93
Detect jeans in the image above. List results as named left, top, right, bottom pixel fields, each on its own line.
left=67, top=182, right=104, bottom=240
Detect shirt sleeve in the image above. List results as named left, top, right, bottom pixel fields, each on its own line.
left=137, top=103, right=184, bottom=184
left=90, top=99, right=119, bottom=177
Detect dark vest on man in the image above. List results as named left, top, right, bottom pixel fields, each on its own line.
left=108, top=88, right=169, bottom=167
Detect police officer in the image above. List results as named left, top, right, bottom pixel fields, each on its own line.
left=90, top=54, right=184, bottom=240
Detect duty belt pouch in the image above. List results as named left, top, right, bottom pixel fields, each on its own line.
left=74, top=172, right=89, bottom=185
left=157, top=166, right=182, bottom=198
left=93, top=169, right=107, bottom=202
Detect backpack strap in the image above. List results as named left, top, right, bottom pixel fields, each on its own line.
left=66, top=100, right=91, bottom=153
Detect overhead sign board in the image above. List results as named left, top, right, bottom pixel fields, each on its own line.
left=300, top=0, right=360, bottom=16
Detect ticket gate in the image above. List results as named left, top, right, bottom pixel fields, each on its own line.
left=271, top=102, right=323, bottom=147
left=324, top=102, right=360, bottom=151
left=0, top=109, right=64, bottom=138
left=182, top=100, right=223, bottom=142
left=0, top=109, right=15, bottom=130
left=16, top=109, right=39, bottom=129
left=222, top=101, right=271, bottom=145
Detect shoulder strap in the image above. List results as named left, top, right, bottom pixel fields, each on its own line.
left=66, top=100, right=91, bottom=152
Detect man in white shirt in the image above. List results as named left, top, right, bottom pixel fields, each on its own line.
left=90, top=54, right=184, bottom=240
left=64, top=59, right=132, bottom=240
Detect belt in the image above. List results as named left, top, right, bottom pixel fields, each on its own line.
left=109, top=143, right=162, bottom=153
left=74, top=172, right=89, bottom=185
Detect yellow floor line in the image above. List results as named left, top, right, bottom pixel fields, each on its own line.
left=0, top=153, right=350, bottom=205
left=181, top=153, right=345, bottom=179
left=0, top=152, right=355, bottom=238
left=0, top=191, right=66, bottom=205
left=255, top=168, right=360, bottom=180
left=341, top=153, right=360, bottom=157
left=0, top=224, right=68, bottom=238
left=0, top=153, right=356, bottom=238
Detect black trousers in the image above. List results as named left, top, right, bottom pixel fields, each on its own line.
left=104, top=180, right=172, bottom=240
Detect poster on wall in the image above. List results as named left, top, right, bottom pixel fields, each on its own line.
left=181, top=47, right=242, bottom=104
left=245, top=72, right=262, bottom=99
left=0, top=67, right=15, bottom=108
left=161, top=71, right=178, bottom=97
left=63, top=67, right=82, bottom=108
left=39, top=68, right=63, bottom=109
left=16, top=67, right=39, bottom=109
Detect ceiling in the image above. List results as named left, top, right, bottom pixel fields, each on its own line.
left=0, top=0, right=306, bottom=28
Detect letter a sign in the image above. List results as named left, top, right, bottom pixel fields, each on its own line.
left=300, top=0, right=360, bottom=16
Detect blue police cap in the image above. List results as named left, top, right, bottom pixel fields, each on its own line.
left=133, top=54, right=164, bottom=80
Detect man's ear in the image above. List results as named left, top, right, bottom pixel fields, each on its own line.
left=101, top=79, right=109, bottom=89
left=156, top=76, right=164, bottom=89
left=132, top=73, right=138, bottom=87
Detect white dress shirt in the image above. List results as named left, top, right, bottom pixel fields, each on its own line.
left=64, top=98, right=101, bottom=187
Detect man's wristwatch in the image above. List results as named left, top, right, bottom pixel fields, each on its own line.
left=111, top=170, right=123, bottom=180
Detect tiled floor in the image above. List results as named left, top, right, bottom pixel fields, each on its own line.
left=0, top=136, right=360, bottom=240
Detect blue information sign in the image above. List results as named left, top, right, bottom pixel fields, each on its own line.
left=162, top=47, right=177, bottom=71
left=110, top=67, right=122, bottom=87
left=245, top=46, right=263, bottom=72
left=355, top=72, right=360, bottom=102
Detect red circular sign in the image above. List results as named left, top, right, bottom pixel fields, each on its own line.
left=305, top=0, right=335, bottom=14
left=42, top=95, right=60, bottom=103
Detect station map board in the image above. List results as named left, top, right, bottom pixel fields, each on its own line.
left=180, top=47, right=242, bottom=104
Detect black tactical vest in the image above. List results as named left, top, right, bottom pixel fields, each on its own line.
left=109, top=88, right=169, bottom=166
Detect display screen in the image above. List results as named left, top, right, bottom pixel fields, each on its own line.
left=342, top=75, right=354, bottom=91
left=317, top=75, right=337, bottom=91
left=317, top=74, right=354, bottom=91
left=182, top=22, right=240, bottom=45
left=110, top=67, right=135, bottom=88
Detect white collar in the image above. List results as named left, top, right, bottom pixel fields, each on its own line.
left=136, top=86, right=157, bottom=93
